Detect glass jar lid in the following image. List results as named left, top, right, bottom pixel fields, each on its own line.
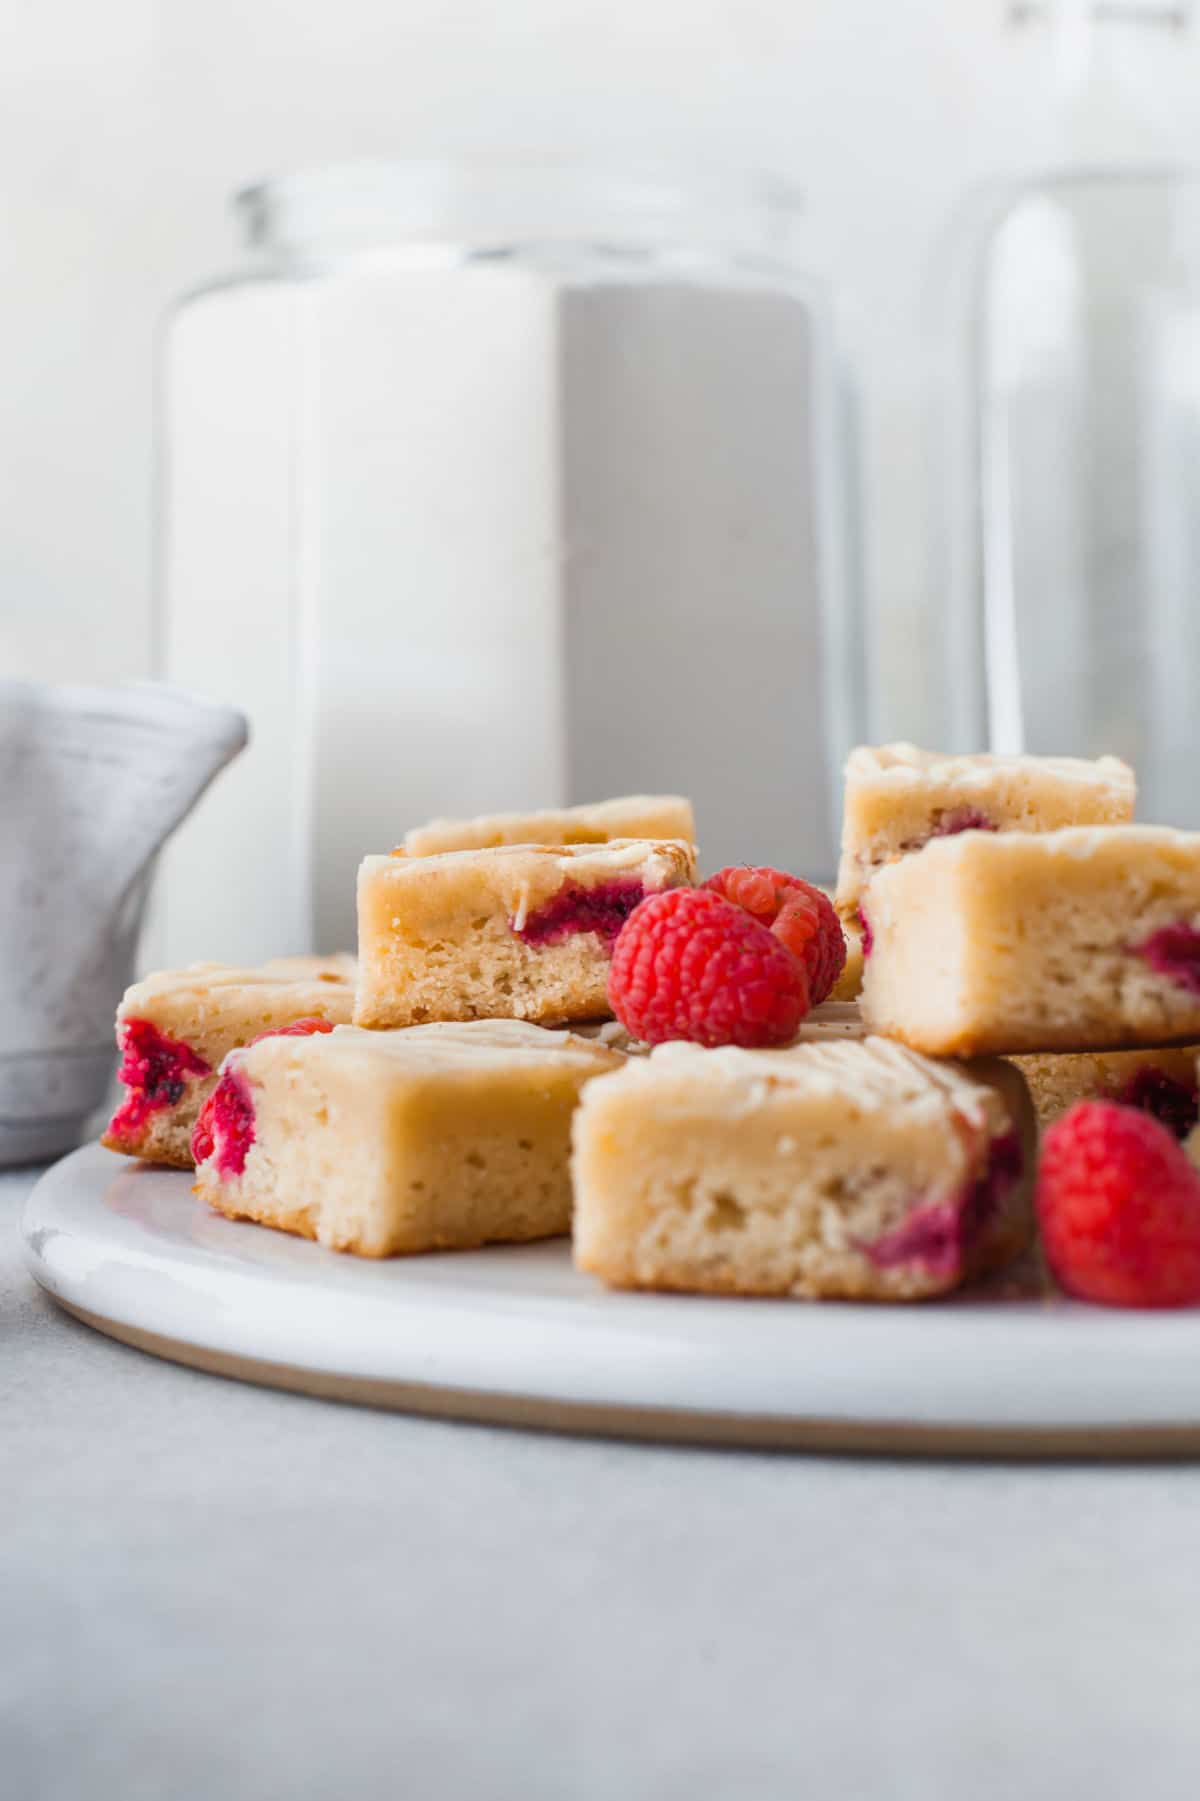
left=235, top=156, right=805, bottom=267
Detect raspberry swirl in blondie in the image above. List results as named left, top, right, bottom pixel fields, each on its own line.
left=834, top=743, right=1134, bottom=920
left=355, top=839, right=695, bottom=1029
left=102, top=956, right=356, bottom=1169
left=193, top=1020, right=624, bottom=1257
left=572, top=1036, right=1035, bottom=1301
left=861, top=826, right=1200, bottom=1056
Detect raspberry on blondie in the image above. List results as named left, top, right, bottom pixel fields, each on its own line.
left=572, top=1037, right=1034, bottom=1301
left=101, top=956, right=356, bottom=1169
left=355, top=839, right=695, bottom=1029
left=193, top=1020, right=624, bottom=1256
left=834, top=743, right=1134, bottom=918
left=861, top=825, right=1200, bottom=1056
left=401, top=794, right=695, bottom=857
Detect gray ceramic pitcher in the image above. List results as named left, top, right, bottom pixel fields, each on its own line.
left=0, top=681, right=247, bottom=1164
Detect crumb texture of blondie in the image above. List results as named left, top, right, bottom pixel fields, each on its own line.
left=194, top=1020, right=624, bottom=1257
left=101, top=956, right=357, bottom=1167
left=401, top=794, right=696, bottom=857
left=104, top=1101, right=201, bottom=1171
left=834, top=743, right=1135, bottom=914
left=1008, top=1046, right=1200, bottom=1131
left=355, top=839, right=695, bottom=1029
left=861, top=825, right=1200, bottom=1056
left=572, top=1036, right=1034, bottom=1301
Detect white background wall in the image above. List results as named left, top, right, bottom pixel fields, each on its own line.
left=4, top=0, right=1200, bottom=737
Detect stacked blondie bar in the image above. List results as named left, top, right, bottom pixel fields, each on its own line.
left=105, top=799, right=696, bottom=1256
left=101, top=749, right=1200, bottom=1304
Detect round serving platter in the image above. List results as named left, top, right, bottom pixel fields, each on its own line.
left=21, top=1144, right=1200, bottom=1455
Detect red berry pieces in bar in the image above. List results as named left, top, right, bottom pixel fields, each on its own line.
left=191, top=1018, right=336, bottom=1171
left=1134, top=922, right=1200, bottom=997
left=1115, top=1066, right=1199, bottom=1140
left=192, top=1067, right=256, bottom=1177
left=858, top=905, right=873, bottom=960
left=513, top=878, right=647, bottom=949
left=107, top=1020, right=211, bottom=1144
left=861, top=1132, right=1022, bottom=1280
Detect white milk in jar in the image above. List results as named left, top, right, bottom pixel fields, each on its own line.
left=158, top=161, right=855, bottom=963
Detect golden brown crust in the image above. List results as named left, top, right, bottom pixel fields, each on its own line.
left=199, top=1180, right=322, bottom=1244
left=1009, top=1045, right=1200, bottom=1129
left=200, top=1177, right=572, bottom=1258
left=578, top=1213, right=1031, bottom=1302
left=882, top=1021, right=1200, bottom=1059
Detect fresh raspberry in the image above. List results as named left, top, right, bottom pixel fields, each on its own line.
left=608, top=887, right=809, bottom=1048
left=702, top=866, right=846, bottom=1005
left=1035, top=1101, right=1200, bottom=1308
left=190, top=1018, right=335, bottom=1168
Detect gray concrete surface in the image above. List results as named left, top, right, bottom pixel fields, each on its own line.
left=4, top=1164, right=1200, bottom=1801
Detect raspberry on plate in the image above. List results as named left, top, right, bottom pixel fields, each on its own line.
left=703, top=866, right=846, bottom=1005
left=607, top=887, right=810, bottom=1049
left=1035, top=1100, right=1200, bottom=1308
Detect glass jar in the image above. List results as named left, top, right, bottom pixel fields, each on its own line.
left=941, top=4, right=1200, bottom=827
left=157, top=158, right=855, bottom=963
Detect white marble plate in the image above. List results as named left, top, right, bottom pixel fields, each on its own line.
left=22, top=1144, right=1200, bottom=1453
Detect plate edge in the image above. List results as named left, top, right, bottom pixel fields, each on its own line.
left=50, top=1294, right=1200, bottom=1460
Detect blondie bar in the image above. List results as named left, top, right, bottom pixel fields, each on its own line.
left=401, top=794, right=695, bottom=857
left=193, top=1020, right=623, bottom=1256
left=355, top=839, right=696, bottom=1029
left=572, top=1037, right=1034, bottom=1300
left=834, top=743, right=1134, bottom=918
left=102, top=956, right=356, bottom=1169
left=861, top=825, right=1200, bottom=1056
left=1008, top=1046, right=1200, bottom=1135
